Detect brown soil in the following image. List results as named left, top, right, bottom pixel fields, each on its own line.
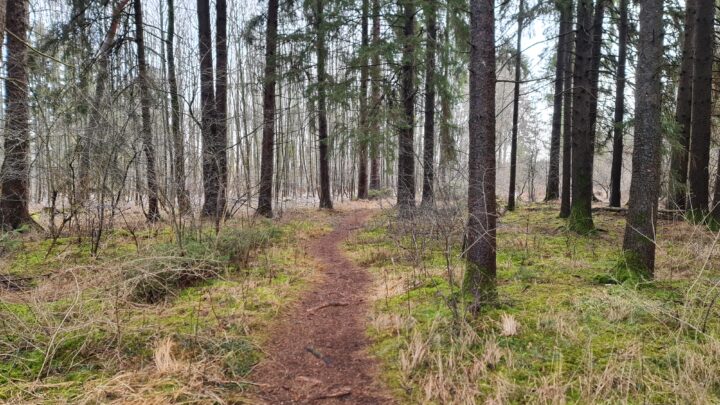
left=250, top=209, right=392, bottom=404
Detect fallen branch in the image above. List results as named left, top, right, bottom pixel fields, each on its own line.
left=306, top=301, right=349, bottom=313
left=313, top=387, right=352, bottom=400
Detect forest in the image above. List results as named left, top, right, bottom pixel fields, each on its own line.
left=0, top=0, right=718, bottom=402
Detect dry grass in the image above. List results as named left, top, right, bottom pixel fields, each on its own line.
left=0, top=210, right=330, bottom=402
left=355, top=203, right=720, bottom=404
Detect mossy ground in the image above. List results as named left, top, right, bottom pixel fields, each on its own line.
left=0, top=211, right=333, bottom=402
left=346, top=203, right=720, bottom=404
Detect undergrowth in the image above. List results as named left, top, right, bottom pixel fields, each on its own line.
left=346, top=203, right=720, bottom=404
left=0, top=212, right=331, bottom=403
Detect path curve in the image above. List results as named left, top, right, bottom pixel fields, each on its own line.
left=251, top=209, right=391, bottom=404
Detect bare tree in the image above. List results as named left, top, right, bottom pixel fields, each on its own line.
left=134, top=0, right=160, bottom=222
left=167, top=0, right=190, bottom=213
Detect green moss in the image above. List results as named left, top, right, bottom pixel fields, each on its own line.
left=358, top=203, right=720, bottom=403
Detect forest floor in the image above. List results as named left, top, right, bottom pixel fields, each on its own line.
left=3, top=201, right=720, bottom=403
left=250, top=208, right=391, bottom=404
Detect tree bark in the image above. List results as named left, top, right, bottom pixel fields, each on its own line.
left=369, top=0, right=381, bottom=191
left=622, top=0, right=663, bottom=277
left=197, top=0, right=219, bottom=217
left=167, top=0, right=190, bottom=214
left=357, top=0, right=370, bottom=199
left=560, top=2, right=574, bottom=218
left=546, top=0, right=570, bottom=201
left=568, top=0, right=595, bottom=233
left=507, top=0, right=523, bottom=211
left=0, top=0, right=31, bottom=229
left=465, top=0, right=497, bottom=304
left=687, top=0, right=713, bottom=215
left=134, top=0, right=160, bottom=222
left=213, top=0, right=229, bottom=217
left=316, top=0, right=333, bottom=209
left=397, top=0, right=416, bottom=213
left=421, top=0, right=437, bottom=206
left=667, top=0, right=695, bottom=210
left=608, top=0, right=628, bottom=208
left=257, top=0, right=279, bottom=217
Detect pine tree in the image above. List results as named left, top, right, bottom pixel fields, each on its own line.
left=465, top=0, right=497, bottom=305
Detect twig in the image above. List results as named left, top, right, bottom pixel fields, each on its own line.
left=306, top=301, right=349, bottom=313
left=312, top=387, right=352, bottom=400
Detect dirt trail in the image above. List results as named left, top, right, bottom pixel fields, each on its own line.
left=251, top=209, right=392, bottom=404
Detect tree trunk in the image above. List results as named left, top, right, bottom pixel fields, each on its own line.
left=608, top=0, right=628, bottom=208
left=316, top=0, right=333, bottom=209
left=421, top=0, right=437, bottom=207
left=213, top=0, right=229, bottom=217
left=134, top=0, right=160, bottom=222
left=0, top=0, right=30, bottom=229
left=465, top=0, right=497, bottom=305
left=560, top=8, right=574, bottom=218
left=588, top=0, right=605, bottom=132
left=546, top=0, right=570, bottom=201
left=507, top=0, right=523, bottom=211
left=257, top=0, right=279, bottom=217
left=667, top=0, right=696, bottom=210
left=397, top=0, right=416, bottom=213
left=568, top=0, right=595, bottom=233
left=369, top=0, right=381, bottom=191
left=357, top=0, right=370, bottom=199
left=687, top=0, right=713, bottom=215
left=197, top=0, right=219, bottom=217
left=622, top=0, right=663, bottom=277
left=167, top=0, right=190, bottom=214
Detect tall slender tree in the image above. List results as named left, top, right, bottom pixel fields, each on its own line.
left=588, top=0, right=605, bottom=133
left=568, top=0, right=595, bottom=232
left=214, top=0, right=229, bottom=217
left=257, top=0, right=279, bottom=217
left=667, top=0, right=695, bottom=210
left=560, top=2, right=574, bottom=218
left=134, top=0, right=160, bottom=222
left=546, top=0, right=571, bottom=201
left=197, top=0, right=220, bottom=217
left=421, top=0, right=437, bottom=206
left=507, top=0, right=523, bottom=211
left=357, top=0, right=370, bottom=200
left=369, top=0, right=382, bottom=191
left=622, top=0, right=663, bottom=276
left=608, top=0, right=628, bottom=208
left=0, top=0, right=30, bottom=229
left=397, top=0, right=416, bottom=213
left=687, top=0, right=713, bottom=215
left=316, top=0, right=333, bottom=209
left=167, top=0, right=190, bottom=213
left=465, top=0, right=497, bottom=304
